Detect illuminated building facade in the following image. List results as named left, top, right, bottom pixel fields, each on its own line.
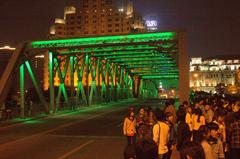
left=49, top=0, right=145, bottom=38
left=190, top=56, right=240, bottom=93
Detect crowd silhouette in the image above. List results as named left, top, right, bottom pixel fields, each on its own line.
left=123, top=93, right=240, bottom=159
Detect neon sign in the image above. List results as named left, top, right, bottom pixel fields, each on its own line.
left=146, top=20, right=158, bottom=27
left=145, top=20, right=158, bottom=31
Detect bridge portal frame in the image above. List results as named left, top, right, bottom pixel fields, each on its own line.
left=0, top=31, right=189, bottom=117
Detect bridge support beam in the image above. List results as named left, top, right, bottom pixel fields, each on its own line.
left=25, top=61, right=48, bottom=113
left=49, top=51, right=54, bottom=113
left=54, top=58, right=69, bottom=111
left=70, top=56, right=75, bottom=109
left=20, top=64, right=25, bottom=118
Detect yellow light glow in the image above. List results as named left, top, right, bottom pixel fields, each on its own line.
left=55, top=18, right=65, bottom=24
left=193, top=73, right=198, bottom=78
left=0, top=45, right=16, bottom=50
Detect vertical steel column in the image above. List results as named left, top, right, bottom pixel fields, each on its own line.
left=116, top=66, right=121, bottom=100
left=20, top=64, right=25, bottom=118
left=49, top=51, right=54, bottom=113
left=106, top=61, right=110, bottom=102
left=113, top=64, right=117, bottom=101
left=89, top=58, right=97, bottom=105
left=54, top=58, right=69, bottom=111
left=97, top=58, right=101, bottom=89
left=85, top=54, right=89, bottom=105
left=124, top=71, right=128, bottom=98
left=76, top=57, right=87, bottom=105
left=101, top=59, right=107, bottom=102
left=25, top=61, right=48, bottom=112
left=70, top=56, right=75, bottom=109
left=129, top=76, right=133, bottom=98
left=109, top=63, right=114, bottom=101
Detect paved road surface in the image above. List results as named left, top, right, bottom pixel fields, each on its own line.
left=0, top=99, right=180, bottom=159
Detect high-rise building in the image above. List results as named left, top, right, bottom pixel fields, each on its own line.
left=190, top=55, right=240, bottom=93
left=49, top=0, right=145, bottom=39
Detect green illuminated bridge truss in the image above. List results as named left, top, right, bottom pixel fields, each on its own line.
left=0, top=31, right=189, bottom=116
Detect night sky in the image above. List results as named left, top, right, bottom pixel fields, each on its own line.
left=0, top=0, right=240, bottom=58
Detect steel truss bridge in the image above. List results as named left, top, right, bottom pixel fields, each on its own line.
left=0, top=31, right=189, bottom=117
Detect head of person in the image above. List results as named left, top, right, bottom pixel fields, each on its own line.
left=127, top=109, right=135, bottom=119
left=194, top=108, right=202, bottom=116
left=129, top=106, right=135, bottom=113
left=179, top=105, right=185, bottom=111
left=124, top=145, right=136, bottom=159
left=165, top=101, right=171, bottom=107
left=186, top=106, right=192, bottom=114
left=139, top=107, right=145, bottom=116
left=208, top=122, right=219, bottom=139
left=180, top=141, right=206, bottom=159
left=146, top=106, right=152, bottom=113
left=148, top=110, right=154, bottom=118
left=199, top=100, right=204, bottom=105
left=204, top=103, right=211, bottom=111
left=165, top=112, right=174, bottom=123
left=135, top=139, right=158, bottom=159
left=194, top=125, right=210, bottom=143
left=215, top=109, right=226, bottom=122
left=154, top=108, right=164, bottom=122
left=195, top=102, right=200, bottom=109
left=177, top=109, right=186, bottom=123
left=183, top=101, right=188, bottom=107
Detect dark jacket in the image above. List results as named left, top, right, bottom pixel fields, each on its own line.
left=177, top=121, right=191, bottom=150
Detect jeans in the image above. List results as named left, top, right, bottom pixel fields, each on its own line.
left=127, top=135, right=136, bottom=145
left=158, top=153, right=168, bottom=159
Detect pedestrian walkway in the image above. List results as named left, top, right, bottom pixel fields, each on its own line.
left=0, top=98, right=136, bottom=129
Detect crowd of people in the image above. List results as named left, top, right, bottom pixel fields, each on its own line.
left=123, top=94, right=240, bottom=159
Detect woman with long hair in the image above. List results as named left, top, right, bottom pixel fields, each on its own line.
left=136, top=107, right=147, bottom=139
left=123, top=108, right=137, bottom=145
left=192, top=108, right=206, bottom=141
left=185, top=106, right=194, bottom=132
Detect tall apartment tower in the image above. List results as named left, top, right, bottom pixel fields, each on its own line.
left=49, top=0, right=144, bottom=39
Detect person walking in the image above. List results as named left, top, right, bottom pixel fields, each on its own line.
left=153, top=108, right=170, bottom=159
left=186, top=106, right=194, bottom=132
left=123, top=108, right=137, bottom=145
left=164, top=100, right=177, bottom=124
left=204, top=103, right=214, bottom=124
left=192, top=108, right=206, bottom=141
left=136, top=107, right=146, bottom=139
left=177, top=109, right=191, bottom=151
left=165, top=112, right=177, bottom=159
